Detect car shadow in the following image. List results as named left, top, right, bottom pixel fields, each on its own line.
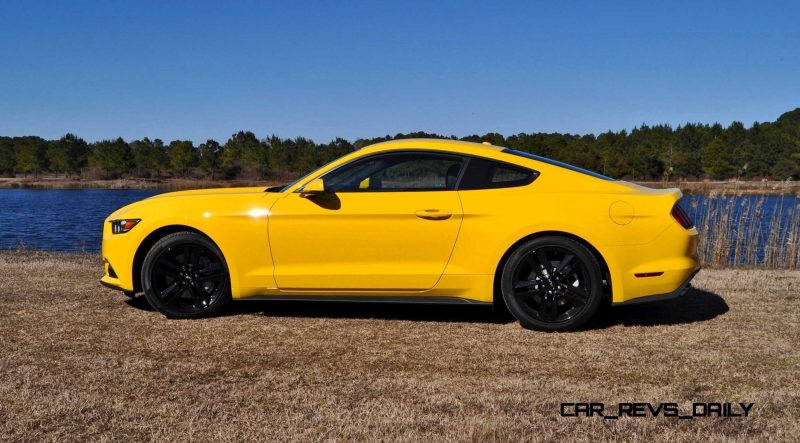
left=226, top=299, right=514, bottom=324
left=125, top=295, right=155, bottom=311
left=124, top=287, right=728, bottom=328
left=585, top=287, right=729, bottom=329
left=124, top=292, right=512, bottom=323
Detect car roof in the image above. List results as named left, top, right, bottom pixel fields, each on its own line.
left=358, top=138, right=616, bottom=183
left=361, top=138, right=505, bottom=156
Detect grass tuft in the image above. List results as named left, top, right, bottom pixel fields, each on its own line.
left=687, top=195, right=800, bottom=269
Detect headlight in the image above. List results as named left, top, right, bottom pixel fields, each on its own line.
left=110, top=219, right=141, bottom=234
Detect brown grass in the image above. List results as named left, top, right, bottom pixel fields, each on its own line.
left=688, top=195, right=800, bottom=269
left=1, top=252, right=798, bottom=441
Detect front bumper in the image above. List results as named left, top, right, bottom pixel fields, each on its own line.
left=100, top=257, right=132, bottom=291
left=100, top=219, right=141, bottom=292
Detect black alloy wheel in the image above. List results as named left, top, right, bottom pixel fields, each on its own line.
left=501, top=236, right=603, bottom=331
left=141, top=232, right=231, bottom=318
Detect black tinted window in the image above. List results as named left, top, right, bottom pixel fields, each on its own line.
left=324, top=152, right=464, bottom=192
left=458, top=157, right=537, bottom=190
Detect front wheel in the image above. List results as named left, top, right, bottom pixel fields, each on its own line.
left=500, top=236, right=603, bottom=332
left=141, top=232, right=232, bottom=318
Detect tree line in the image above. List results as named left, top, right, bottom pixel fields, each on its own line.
left=1, top=108, right=799, bottom=181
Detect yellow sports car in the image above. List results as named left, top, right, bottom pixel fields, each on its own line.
left=101, top=139, right=699, bottom=331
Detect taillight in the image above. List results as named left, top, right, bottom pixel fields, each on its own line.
left=671, top=202, right=694, bottom=229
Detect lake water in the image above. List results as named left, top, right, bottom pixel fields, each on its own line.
left=0, top=189, right=798, bottom=268
left=680, top=194, right=799, bottom=267
left=0, top=189, right=165, bottom=252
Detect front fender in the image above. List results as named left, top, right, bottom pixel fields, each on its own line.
left=101, top=191, right=280, bottom=297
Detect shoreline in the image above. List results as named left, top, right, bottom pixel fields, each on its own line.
left=1, top=176, right=798, bottom=195
left=0, top=177, right=274, bottom=190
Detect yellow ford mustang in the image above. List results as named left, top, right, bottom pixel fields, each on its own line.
left=101, top=139, right=699, bottom=331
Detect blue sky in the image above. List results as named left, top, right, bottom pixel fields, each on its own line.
left=1, top=1, right=798, bottom=143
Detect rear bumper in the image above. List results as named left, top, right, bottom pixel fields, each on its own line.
left=613, top=268, right=699, bottom=305
left=604, top=221, right=700, bottom=304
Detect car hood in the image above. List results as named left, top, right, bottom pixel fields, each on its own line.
left=105, top=186, right=274, bottom=221
left=146, top=186, right=269, bottom=199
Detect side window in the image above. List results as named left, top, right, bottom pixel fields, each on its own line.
left=458, top=157, right=537, bottom=190
left=324, top=153, right=465, bottom=192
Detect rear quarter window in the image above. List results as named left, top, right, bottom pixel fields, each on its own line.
left=458, top=157, right=538, bottom=190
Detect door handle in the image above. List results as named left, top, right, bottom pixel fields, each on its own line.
left=415, top=209, right=452, bottom=220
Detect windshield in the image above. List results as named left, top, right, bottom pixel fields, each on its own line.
left=502, top=149, right=614, bottom=181
left=266, top=172, right=313, bottom=193
left=265, top=151, right=354, bottom=192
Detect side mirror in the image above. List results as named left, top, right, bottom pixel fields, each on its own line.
left=300, top=178, right=326, bottom=198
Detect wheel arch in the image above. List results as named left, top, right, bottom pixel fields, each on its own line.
left=492, top=230, right=612, bottom=308
left=131, top=225, right=214, bottom=293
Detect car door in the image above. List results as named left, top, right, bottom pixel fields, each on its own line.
left=269, top=151, right=465, bottom=291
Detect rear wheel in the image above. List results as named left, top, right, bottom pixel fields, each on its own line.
left=141, top=232, right=231, bottom=318
left=500, top=236, right=602, bottom=331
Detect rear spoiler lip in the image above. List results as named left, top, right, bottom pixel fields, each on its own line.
left=608, top=180, right=684, bottom=201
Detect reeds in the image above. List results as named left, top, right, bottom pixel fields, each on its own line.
left=684, top=194, right=800, bottom=269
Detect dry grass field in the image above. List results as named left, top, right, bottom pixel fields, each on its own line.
left=1, top=252, right=798, bottom=442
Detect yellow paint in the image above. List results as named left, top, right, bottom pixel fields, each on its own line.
left=101, top=139, right=699, bottom=304
left=609, top=200, right=635, bottom=225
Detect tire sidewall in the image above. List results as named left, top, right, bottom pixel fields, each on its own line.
left=501, top=236, right=603, bottom=332
left=141, top=232, right=231, bottom=319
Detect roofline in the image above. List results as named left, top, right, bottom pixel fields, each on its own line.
left=363, top=138, right=505, bottom=152
left=361, top=138, right=616, bottom=182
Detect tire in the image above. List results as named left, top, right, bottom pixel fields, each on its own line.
left=500, top=236, right=603, bottom=332
left=141, top=232, right=232, bottom=319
